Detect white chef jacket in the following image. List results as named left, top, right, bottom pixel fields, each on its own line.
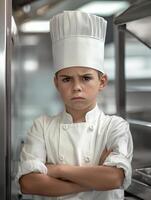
left=16, top=104, right=133, bottom=200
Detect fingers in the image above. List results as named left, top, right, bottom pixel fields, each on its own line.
left=99, top=148, right=112, bottom=165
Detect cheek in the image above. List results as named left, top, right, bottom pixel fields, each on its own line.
left=87, top=82, right=100, bottom=91
left=58, top=84, right=67, bottom=92
left=58, top=86, right=70, bottom=98
left=85, top=87, right=99, bottom=97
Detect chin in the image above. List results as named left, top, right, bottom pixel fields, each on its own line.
left=69, top=103, right=92, bottom=111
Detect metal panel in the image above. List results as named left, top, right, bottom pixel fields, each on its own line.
left=114, top=0, right=151, bottom=25
left=114, top=0, right=151, bottom=49
left=114, top=24, right=126, bottom=118
left=0, top=0, right=11, bottom=199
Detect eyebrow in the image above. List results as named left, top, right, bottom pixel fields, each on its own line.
left=59, top=75, right=72, bottom=78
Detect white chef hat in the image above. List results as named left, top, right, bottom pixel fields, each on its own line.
left=50, top=11, right=107, bottom=73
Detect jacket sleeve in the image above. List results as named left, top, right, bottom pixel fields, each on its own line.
left=16, top=116, right=48, bottom=182
left=103, top=116, right=133, bottom=189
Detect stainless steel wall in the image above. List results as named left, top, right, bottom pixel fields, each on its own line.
left=11, top=33, right=63, bottom=199
left=0, top=0, right=12, bottom=199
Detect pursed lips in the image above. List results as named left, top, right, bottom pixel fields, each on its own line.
left=71, top=97, right=85, bottom=100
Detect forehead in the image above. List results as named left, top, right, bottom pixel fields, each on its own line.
left=57, top=66, right=98, bottom=76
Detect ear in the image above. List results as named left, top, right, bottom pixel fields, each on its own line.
left=99, top=74, right=108, bottom=91
left=54, top=76, right=59, bottom=90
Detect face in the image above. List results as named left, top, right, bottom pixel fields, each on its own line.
left=54, top=67, right=107, bottom=113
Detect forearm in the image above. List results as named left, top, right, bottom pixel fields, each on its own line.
left=19, top=173, right=89, bottom=197
left=58, top=165, right=124, bottom=191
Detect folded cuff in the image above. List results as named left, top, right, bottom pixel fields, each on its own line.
left=15, top=160, right=48, bottom=193
left=103, top=154, right=132, bottom=189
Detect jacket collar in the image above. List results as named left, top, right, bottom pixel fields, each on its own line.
left=61, top=104, right=101, bottom=124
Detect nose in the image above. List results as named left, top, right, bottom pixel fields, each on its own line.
left=72, top=79, right=82, bottom=92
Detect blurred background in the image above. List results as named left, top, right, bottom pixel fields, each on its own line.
left=0, top=0, right=151, bottom=199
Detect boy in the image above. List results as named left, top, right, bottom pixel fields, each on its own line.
left=16, top=11, right=133, bottom=200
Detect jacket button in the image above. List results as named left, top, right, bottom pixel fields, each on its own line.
left=59, top=155, right=64, bottom=161
left=84, top=156, right=90, bottom=162
left=89, top=125, right=94, bottom=131
left=63, top=125, right=68, bottom=130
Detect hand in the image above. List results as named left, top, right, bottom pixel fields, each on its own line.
left=46, top=163, right=61, bottom=178
left=46, top=164, right=70, bottom=181
left=99, top=148, right=112, bottom=165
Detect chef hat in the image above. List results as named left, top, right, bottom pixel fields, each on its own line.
left=50, top=11, right=107, bottom=73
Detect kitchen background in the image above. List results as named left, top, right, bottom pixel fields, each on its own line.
left=0, top=0, right=151, bottom=199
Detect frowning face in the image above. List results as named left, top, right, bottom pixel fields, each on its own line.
left=54, top=66, right=107, bottom=114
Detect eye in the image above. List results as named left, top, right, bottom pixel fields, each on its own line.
left=82, top=76, right=92, bottom=81
left=62, top=77, right=71, bottom=82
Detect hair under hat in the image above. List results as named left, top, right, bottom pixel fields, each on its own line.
left=50, top=11, right=107, bottom=73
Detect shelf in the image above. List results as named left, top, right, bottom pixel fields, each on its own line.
left=126, top=86, right=151, bottom=93
left=128, top=119, right=151, bottom=129
left=127, top=178, right=151, bottom=200
left=114, top=0, right=151, bottom=48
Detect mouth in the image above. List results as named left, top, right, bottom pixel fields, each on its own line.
left=71, top=97, right=85, bottom=100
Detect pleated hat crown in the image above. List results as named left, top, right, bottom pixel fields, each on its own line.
left=50, top=11, right=107, bottom=73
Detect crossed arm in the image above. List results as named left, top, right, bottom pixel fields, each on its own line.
left=19, top=172, right=89, bottom=196
left=19, top=148, right=124, bottom=197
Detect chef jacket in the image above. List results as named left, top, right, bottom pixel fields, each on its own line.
left=16, top=104, right=133, bottom=200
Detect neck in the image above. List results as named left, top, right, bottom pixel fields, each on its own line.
left=72, top=113, right=86, bottom=123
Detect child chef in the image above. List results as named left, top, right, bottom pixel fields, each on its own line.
left=16, top=11, right=133, bottom=200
